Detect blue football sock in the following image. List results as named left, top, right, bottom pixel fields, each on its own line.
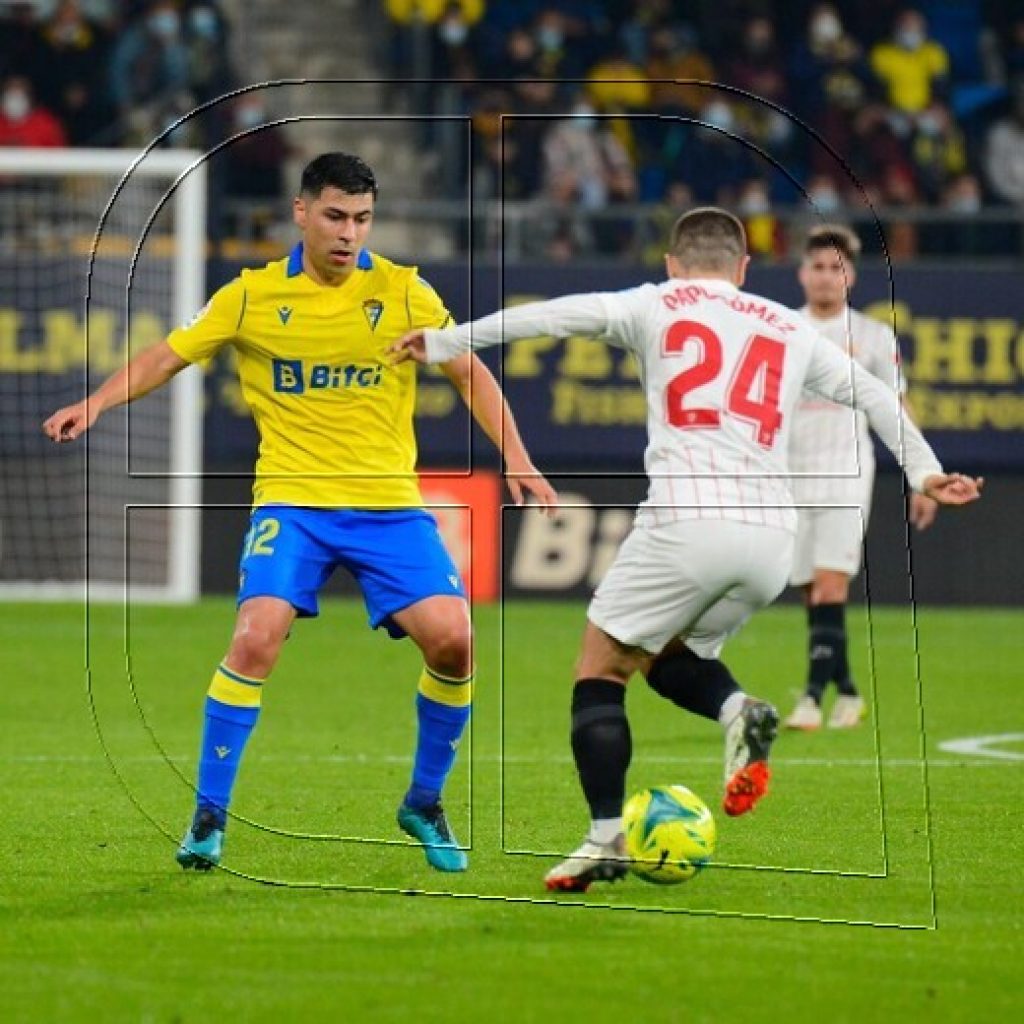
left=405, top=666, right=472, bottom=810
left=195, top=664, right=264, bottom=823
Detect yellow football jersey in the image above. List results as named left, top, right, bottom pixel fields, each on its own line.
left=167, top=244, right=453, bottom=508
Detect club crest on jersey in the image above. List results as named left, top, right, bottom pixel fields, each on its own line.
left=362, top=298, right=384, bottom=331
left=277, top=306, right=293, bottom=325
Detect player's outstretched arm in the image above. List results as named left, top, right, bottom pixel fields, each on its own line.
left=439, top=354, right=558, bottom=516
left=389, top=292, right=619, bottom=365
left=805, top=340, right=982, bottom=508
left=42, top=340, right=190, bottom=443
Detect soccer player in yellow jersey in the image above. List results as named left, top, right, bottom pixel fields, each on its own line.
left=43, top=152, right=556, bottom=873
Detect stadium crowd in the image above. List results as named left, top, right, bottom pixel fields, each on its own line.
left=2, top=1, right=1022, bottom=259
left=0, top=0, right=291, bottom=229
left=385, top=0, right=1024, bottom=258
left=0, top=0, right=237, bottom=147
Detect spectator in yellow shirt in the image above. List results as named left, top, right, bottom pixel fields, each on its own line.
left=383, top=0, right=483, bottom=25
left=586, top=45, right=650, bottom=114
left=647, top=24, right=715, bottom=115
left=870, top=9, right=949, bottom=115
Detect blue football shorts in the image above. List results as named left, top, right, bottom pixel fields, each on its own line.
left=237, top=505, right=466, bottom=637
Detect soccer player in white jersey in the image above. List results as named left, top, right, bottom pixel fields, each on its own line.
left=785, top=225, right=937, bottom=731
left=391, top=207, right=981, bottom=893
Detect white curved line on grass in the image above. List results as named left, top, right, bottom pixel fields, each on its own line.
left=939, top=733, right=1024, bottom=762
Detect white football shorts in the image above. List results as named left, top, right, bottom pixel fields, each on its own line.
left=789, top=503, right=871, bottom=586
left=588, top=519, right=795, bottom=659
left=789, top=465, right=874, bottom=585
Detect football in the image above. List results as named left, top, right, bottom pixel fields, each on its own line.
left=623, top=784, right=717, bottom=884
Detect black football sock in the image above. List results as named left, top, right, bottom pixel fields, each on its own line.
left=829, top=604, right=858, bottom=696
left=806, top=603, right=847, bottom=703
left=646, top=646, right=742, bottom=722
left=570, top=679, right=631, bottom=822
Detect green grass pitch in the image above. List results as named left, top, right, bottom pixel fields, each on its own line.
left=1, top=599, right=1022, bottom=1022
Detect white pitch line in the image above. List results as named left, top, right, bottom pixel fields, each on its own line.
left=2, top=753, right=1019, bottom=767
left=938, top=733, right=1024, bottom=762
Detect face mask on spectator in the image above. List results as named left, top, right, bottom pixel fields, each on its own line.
left=885, top=109, right=913, bottom=138
left=149, top=9, right=181, bottom=40
left=236, top=104, right=264, bottom=129
left=895, top=27, right=924, bottom=49
left=701, top=102, right=735, bottom=134
left=189, top=7, right=218, bottom=39
left=2, top=88, right=30, bottom=122
left=917, top=111, right=944, bottom=137
left=808, top=186, right=841, bottom=213
left=738, top=188, right=770, bottom=216
left=570, top=103, right=596, bottom=131
left=439, top=19, right=468, bottom=46
left=948, top=192, right=980, bottom=213
left=810, top=13, right=842, bottom=45
left=537, top=27, right=563, bottom=52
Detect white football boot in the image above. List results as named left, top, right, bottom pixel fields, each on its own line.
left=785, top=694, right=823, bottom=731
left=828, top=694, right=866, bottom=729
left=544, top=834, right=628, bottom=893
left=722, top=698, right=778, bottom=816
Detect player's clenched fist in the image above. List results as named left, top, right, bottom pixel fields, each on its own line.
left=42, top=400, right=99, bottom=443
left=922, top=473, right=984, bottom=505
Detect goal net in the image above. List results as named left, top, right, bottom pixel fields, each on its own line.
left=0, top=148, right=205, bottom=603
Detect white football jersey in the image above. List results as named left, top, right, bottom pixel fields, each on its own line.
left=424, top=278, right=941, bottom=534
left=789, top=305, right=903, bottom=504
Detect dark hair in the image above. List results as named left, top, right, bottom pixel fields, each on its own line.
left=300, top=152, right=378, bottom=199
left=803, top=223, right=861, bottom=263
left=669, top=206, right=746, bottom=271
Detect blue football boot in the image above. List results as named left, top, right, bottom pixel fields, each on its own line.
left=175, top=807, right=224, bottom=871
left=397, top=802, right=468, bottom=872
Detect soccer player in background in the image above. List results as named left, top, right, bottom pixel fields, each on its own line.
left=43, top=152, right=556, bottom=874
left=391, top=207, right=981, bottom=892
left=785, top=225, right=938, bottom=731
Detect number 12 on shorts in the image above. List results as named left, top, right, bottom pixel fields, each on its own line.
left=243, top=517, right=280, bottom=558
left=663, top=321, right=785, bottom=448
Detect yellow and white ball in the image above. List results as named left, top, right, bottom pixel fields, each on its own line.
left=623, top=784, right=716, bottom=884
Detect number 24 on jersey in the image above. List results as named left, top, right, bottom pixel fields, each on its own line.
left=662, top=320, right=786, bottom=448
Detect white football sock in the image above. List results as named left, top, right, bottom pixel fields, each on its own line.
left=588, top=817, right=623, bottom=845
left=718, top=691, right=748, bottom=728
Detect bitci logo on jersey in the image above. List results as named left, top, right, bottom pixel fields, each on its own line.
left=272, top=359, right=384, bottom=394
